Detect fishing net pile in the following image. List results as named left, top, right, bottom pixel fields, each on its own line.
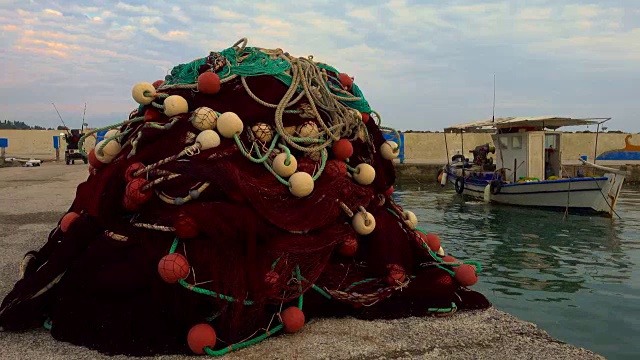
left=0, top=38, right=490, bottom=356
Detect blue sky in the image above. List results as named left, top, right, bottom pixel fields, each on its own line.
left=1, top=0, right=639, bottom=132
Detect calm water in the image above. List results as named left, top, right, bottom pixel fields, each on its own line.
left=393, top=183, right=640, bottom=360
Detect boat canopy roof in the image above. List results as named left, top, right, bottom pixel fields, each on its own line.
left=444, top=116, right=610, bottom=132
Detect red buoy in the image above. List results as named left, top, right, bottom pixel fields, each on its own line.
left=426, top=233, right=441, bottom=252
left=174, top=214, right=199, bottom=239
left=60, top=212, right=80, bottom=232
left=442, top=255, right=457, bottom=263
left=385, top=263, right=406, bottom=286
left=454, top=264, right=478, bottom=287
left=361, top=112, right=370, bottom=124
left=124, top=162, right=145, bottom=182
left=384, top=186, right=394, bottom=197
left=281, top=307, right=305, bottom=333
left=338, top=236, right=358, bottom=256
left=187, top=323, right=217, bottom=354
left=265, top=271, right=279, bottom=286
left=122, top=178, right=153, bottom=211
left=158, top=253, right=190, bottom=284
left=198, top=72, right=221, bottom=94
left=152, top=79, right=164, bottom=88
left=144, top=107, right=163, bottom=123
left=338, top=73, right=353, bottom=91
left=332, top=139, right=353, bottom=161
left=88, top=149, right=105, bottom=169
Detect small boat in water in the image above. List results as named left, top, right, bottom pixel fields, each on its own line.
left=437, top=116, right=628, bottom=217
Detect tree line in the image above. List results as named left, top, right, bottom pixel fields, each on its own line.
left=0, top=120, right=65, bottom=130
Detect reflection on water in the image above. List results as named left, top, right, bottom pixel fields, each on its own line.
left=393, top=183, right=640, bottom=360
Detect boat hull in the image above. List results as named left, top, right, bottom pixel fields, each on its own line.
left=443, top=167, right=625, bottom=217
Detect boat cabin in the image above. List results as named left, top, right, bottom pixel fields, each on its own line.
left=445, top=116, right=610, bottom=183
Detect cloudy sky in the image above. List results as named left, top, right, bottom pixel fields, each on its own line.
left=1, top=0, right=639, bottom=132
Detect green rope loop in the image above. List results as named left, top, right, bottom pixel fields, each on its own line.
left=234, top=133, right=280, bottom=163
left=278, top=144, right=292, bottom=166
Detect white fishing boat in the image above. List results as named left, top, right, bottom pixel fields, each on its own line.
left=437, top=116, right=628, bottom=217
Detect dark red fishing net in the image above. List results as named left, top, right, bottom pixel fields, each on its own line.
left=0, top=39, right=490, bottom=356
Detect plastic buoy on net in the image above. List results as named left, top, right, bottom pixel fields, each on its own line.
left=403, top=210, right=418, bottom=229
left=353, top=163, right=375, bottom=185
left=289, top=172, right=314, bottom=197
left=60, top=212, right=80, bottom=233
left=384, top=186, right=394, bottom=197
left=163, top=95, right=189, bottom=117
left=454, top=264, right=478, bottom=287
left=361, top=112, right=370, bottom=123
left=296, top=121, right=319, bottom=138
left=125, top=162, right=145, bottom=182
left=152, top=79, right=164, bottom=88
left=174, top=214, right=199, bottom=239
left=380, top=141, right=399, bottom=160
left=123, top=178, right=153, bottom=211
left=96, top=139, right=122, bottom=158
left=187, top=323, right=217, bottom=354
left=339, top=73, right=353, bottom=91
left=191, top=107, right=218, bottom=131
left=132, top=82, right=156, bottom=105
left=273, top=153, right=297, bottom=178
left=385, top=263, right=406, bottom=286
left=352, top=211, right=376, bottom=235
left=217, top=112, right=243, bottom=138
left=281, top=307, right=305, bottom=333
left=442, top=255, right=457, bottom=263
left=197, top=72, right=221, bottom=94
left=284, top=126, right=297, bottom=136
left=104, top=129, right=119, bottom=140
left=251, top=122, right=273, bottom=143
left=88, top=149, right=106, bottom=169
left=420, top=233, right=440, bottom=252
left=332, top=139, right=353, bottom=161
left=338, top=236, right=358, bottom=256
left=158, top=253, right=190, bottom=284
left=144, top=108, right=163, bottom=122
left=196, top=130, right=221, bottom=150
left=437, top=246, right=445, bottom=256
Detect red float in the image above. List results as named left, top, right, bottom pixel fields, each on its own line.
left=88, top=149, right=105, bottom=169
left=152, top=79, right=164, bottom=88
left=187, top=323, right=217, bottom=354
left=418, top=232, right=441, bottom=252
left=144, top=107, right=163, bottom=123
left=158, top=253, right=190, bottom=284
left=442, top=255, right=457, bottom=263
left=361, top=112, right=370, bottom=123
left=280, top=306, right=305, bottom=333
left=174, top=213, right=199, bottom=239
left=338, top=236, right=358, bottom=256
left=384, top=186, right=394, bottom=197
left=332, top=139, right=353, bottom=161
left=60, top=212, right=80, bottom=233
left=122, top=178, right=153, bottom=211
left=265, top=271, right=279, bottom=286
left=385, top=263, right=406, bottom=286
left=454, top=264, right=478, bottom=287
left=124, top=162, right=145, bottom=182
left=338, top=73, right=353, bottom=91
left=197, top=72, right=221, bottom=94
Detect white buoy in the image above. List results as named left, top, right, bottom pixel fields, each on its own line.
left=252, top=122, right=273, bottom=143
left=164, top=95, right=189, bottom=117
left=284, top=126, right=297, bottom=136
left=353, top=163, right=375, bottom=185
left=196, top=130, right=221, bottom=150
left=273, top=153, right=297, bottom=178
left=380, top=141, right=399, bottom=160
left=352, top=211, right=376, bottom=235
left=217, top=112, right=244, bottom=138
left=289, top=172, right=314, bottom=197
left=437, top=246, right=445, bottom=256
left=191, top=107, right=218, bottom=131
left=105, top=129, right=120, bottom=141
left=403, top=210, right=417, bottom=229
left=297, top=121, right=319, bottom=138
left=97, top=140, right=121, bottom=158
left=132, top=82, right=156, bottom=105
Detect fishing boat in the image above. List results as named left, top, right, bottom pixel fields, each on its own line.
left=436, top=116, right=628, bottom=217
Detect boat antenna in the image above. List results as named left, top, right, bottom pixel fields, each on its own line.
left=492, top=74, right=496, bottom=122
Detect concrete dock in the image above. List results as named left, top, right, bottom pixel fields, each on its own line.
left=0, top=163, right=605, bottom=359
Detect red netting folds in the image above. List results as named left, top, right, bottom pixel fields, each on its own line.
left=0, top=38, right=490, bottom=357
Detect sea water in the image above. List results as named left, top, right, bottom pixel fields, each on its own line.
left=393, top=183, right=640, bottom=360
